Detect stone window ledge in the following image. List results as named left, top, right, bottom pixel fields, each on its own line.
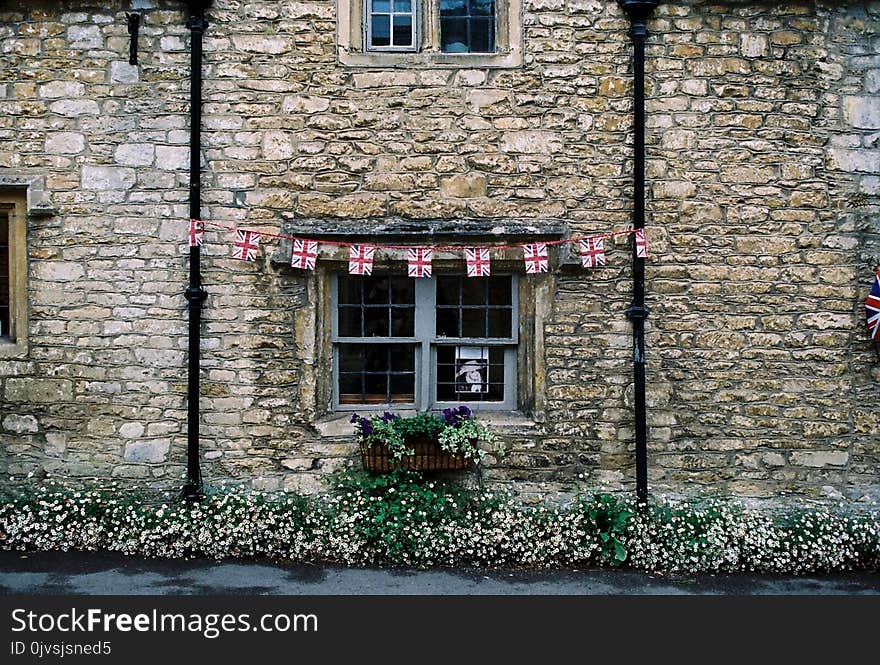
left=313, top=410, right=541, bottom=439
left=338, top=49, right=522, bottom=69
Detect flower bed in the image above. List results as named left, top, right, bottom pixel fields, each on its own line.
left=1, top=473, right=878, bottom=574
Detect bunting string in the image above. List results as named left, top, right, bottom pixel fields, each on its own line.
left=184, top=217, right=649, bottom=273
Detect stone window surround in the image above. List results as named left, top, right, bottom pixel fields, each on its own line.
left=0, top=175, right=54, bottom=359
left=338, top=0, right=522, bottom=68
left=271, top=218, right=564, bottom=434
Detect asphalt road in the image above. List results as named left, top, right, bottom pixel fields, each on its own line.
left=1, top=551, right=878, bottom=595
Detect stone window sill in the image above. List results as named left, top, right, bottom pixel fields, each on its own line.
left=338, top=48, right=522, bottom=69
left=0, top=339, right=28, bottom=358
left=313, top=411, right=540, bottom=438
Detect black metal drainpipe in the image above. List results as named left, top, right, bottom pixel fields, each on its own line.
left=619, top=1, right=658, bottom=506
left=182, top=2, right=210, bottom=501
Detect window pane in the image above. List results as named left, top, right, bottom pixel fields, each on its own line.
left=462, top=279, right=486, bottom=305
left=393, top=15, right=413, bottom=47
left=461, top=309, right=486, bottom=337
left=440, top=18, right=468, bottom=52
left=488, top=276, right=511, bottom=305
left=436, top=307, right=459, bottom=337
left=372, top=0, right=391, bottom=12
left=391, top=277, right=414, bottom=304
left=488, top=308, right=512, bottom=338
left=364, top=276, right=390, bottom=305
left=440, top=0, right=467, bottom=16
left=471, top=0, right=494, bottom=15
left=338, top=306, right=362, bottom=337
left=391, top=306, right=415, bottom=336
left=364, top=307, right=389, bottom=337
left=436, top=345, right=504, bottom=402
left=394, top=0, right=412, bottom=11
left=338, top=275, right=361, bottom=305
left=337, top=343, right=416, bottom=405
left=436, top=277, right=459, bottom=306
left=469, top=18, right=494, bottom=52
left=371, top=15, right=391, bottom=47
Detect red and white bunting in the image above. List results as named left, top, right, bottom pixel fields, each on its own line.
left=635, top=228, right=648, bottom=258
left=290, top=239, right=318, bottom=271
left=188, top=219, right=203, bottom=247
left=580, top=237, right=605, bottom=268
left=232, top=229, right=260, bottom=262
left=465, top=247, right=491, bottom=277
left=407, top=247, right=433, bottom=278
left=523, top=243, right=548, bottom=274
left=348, top=245, right=375, bottom=276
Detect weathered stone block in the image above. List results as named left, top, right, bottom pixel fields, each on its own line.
left=3, top=414, right=39, bottom=433
left=500, top=131, right=563, bottom=155
left=123, top=440, right=171, bottom=463
left=440, top=174, right=487, bottom=198
left=81, top=166, right=136, bottom=190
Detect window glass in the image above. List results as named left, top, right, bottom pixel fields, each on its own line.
left=440, top=0, right=495, bottom=53
left=369, top=0, right=416, bottom=49
left=435, top=345, right=505, bottom=402
left=338, top=343, right=416, bottom=404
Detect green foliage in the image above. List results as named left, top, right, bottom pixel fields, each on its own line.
left=1, top=478, right=878, bottom=573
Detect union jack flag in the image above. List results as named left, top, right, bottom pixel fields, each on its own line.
left=465, top=248, right=491, bottom=277
left=523, top=243, right=548, bottom=274
left=232, top=229, right=260, bottom=262
left=635, top=228, right=648, bottom=258
left=580, top=237, right=605, bottom=268
left=188, top=219, right=203, bottom=247
left=290, top=239, right=318, bottom=271
left=407, top=247, right=432, bottom=278
left=348, top=245, right=375, bottom=276
left=866, top=268, right=880, bottom=341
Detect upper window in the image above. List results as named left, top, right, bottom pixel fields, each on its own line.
left=331, top=273, right=518, bottom=410
left=339, top=0, right=521, bottom=67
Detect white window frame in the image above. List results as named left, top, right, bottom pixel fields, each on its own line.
left=364, top=0, right=420, bottom=52
left=330, top=273, right=519, bottom=412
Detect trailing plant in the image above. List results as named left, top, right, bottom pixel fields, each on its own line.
left=351, top=406, right=503, bottom=464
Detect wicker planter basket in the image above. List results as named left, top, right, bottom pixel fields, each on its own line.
left=360, top=436, right=474, bottom=473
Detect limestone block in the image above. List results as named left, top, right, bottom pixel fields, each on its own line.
left=81, top=166, right=136, bottom=190
left=740, top=33, right=769, bottom=57
left=232, top=35, right=294, bottom=54
left=155, top=146, right=189, bottom=170
left=119, top=422, right=145, bottom=439
left=45, top=132, right=85, bottom=154
left=282, top=95, right=330, bottom=114
left=33, top=261, right=85, bottom=282
left=790, top=451, right=849, bottom=468
left=67, top=25, right=102, bottom=49
left=827, top=148, right=880, bottom=173
left=262, top=131, right=295, bottom=160
left=114, top=143, right=155, bottom=167
left=49, top=99, right=99, bottom=116
left=500, top=131, right=563, bottom=154
left=3, top=414, right=39, bottom=433
left=5, top=379, right=72, bottom=403
left=440, top=174, right=487, bottom=198
left=109, top=61, right=139, bottom=83
left=843, top=96, right=880, bottom=129
left=123, top=440, right=171, bottom=463
left=39, top=81, right=85, bottom=98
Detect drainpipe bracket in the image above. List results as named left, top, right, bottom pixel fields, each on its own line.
left=184, top=285, right=208, bottom=310
left=625, top=305, right=650, bottom=320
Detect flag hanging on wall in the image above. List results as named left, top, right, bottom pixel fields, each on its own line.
left=580, top=237, right=605, bottom=268
left=407, top=247, right=433, bottom=278
left=465, top=248, right=491, bottom=277
left=635, top=228, right=648, bottom=258
left=232, top=230, right=260, bottom=261
left=866, top=267, right=880, bottom=341
left=290, top=239, right=318, bottom=271
left=188, top=219, right=203, bottom=247
left=349, top=245, right=375, bottom=276
left=523, top=243, right=548, bottom=274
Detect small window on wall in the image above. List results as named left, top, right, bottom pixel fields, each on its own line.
left=0, top=191, right=27, bottom=352
left=331, top=273, right=517, bottom=410
left=440, top=0, right=496, bottom=53
left=366, top=0, right=418, bottom=51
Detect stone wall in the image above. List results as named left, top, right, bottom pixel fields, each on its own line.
left=0, top=0, right=878, bottom=502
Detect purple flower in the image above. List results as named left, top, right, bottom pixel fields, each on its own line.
left=380, top=411, right=397, bottom=423
left=457, top=405, right=472, bottom=420
left=350, top=414, right=360, bottom=424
